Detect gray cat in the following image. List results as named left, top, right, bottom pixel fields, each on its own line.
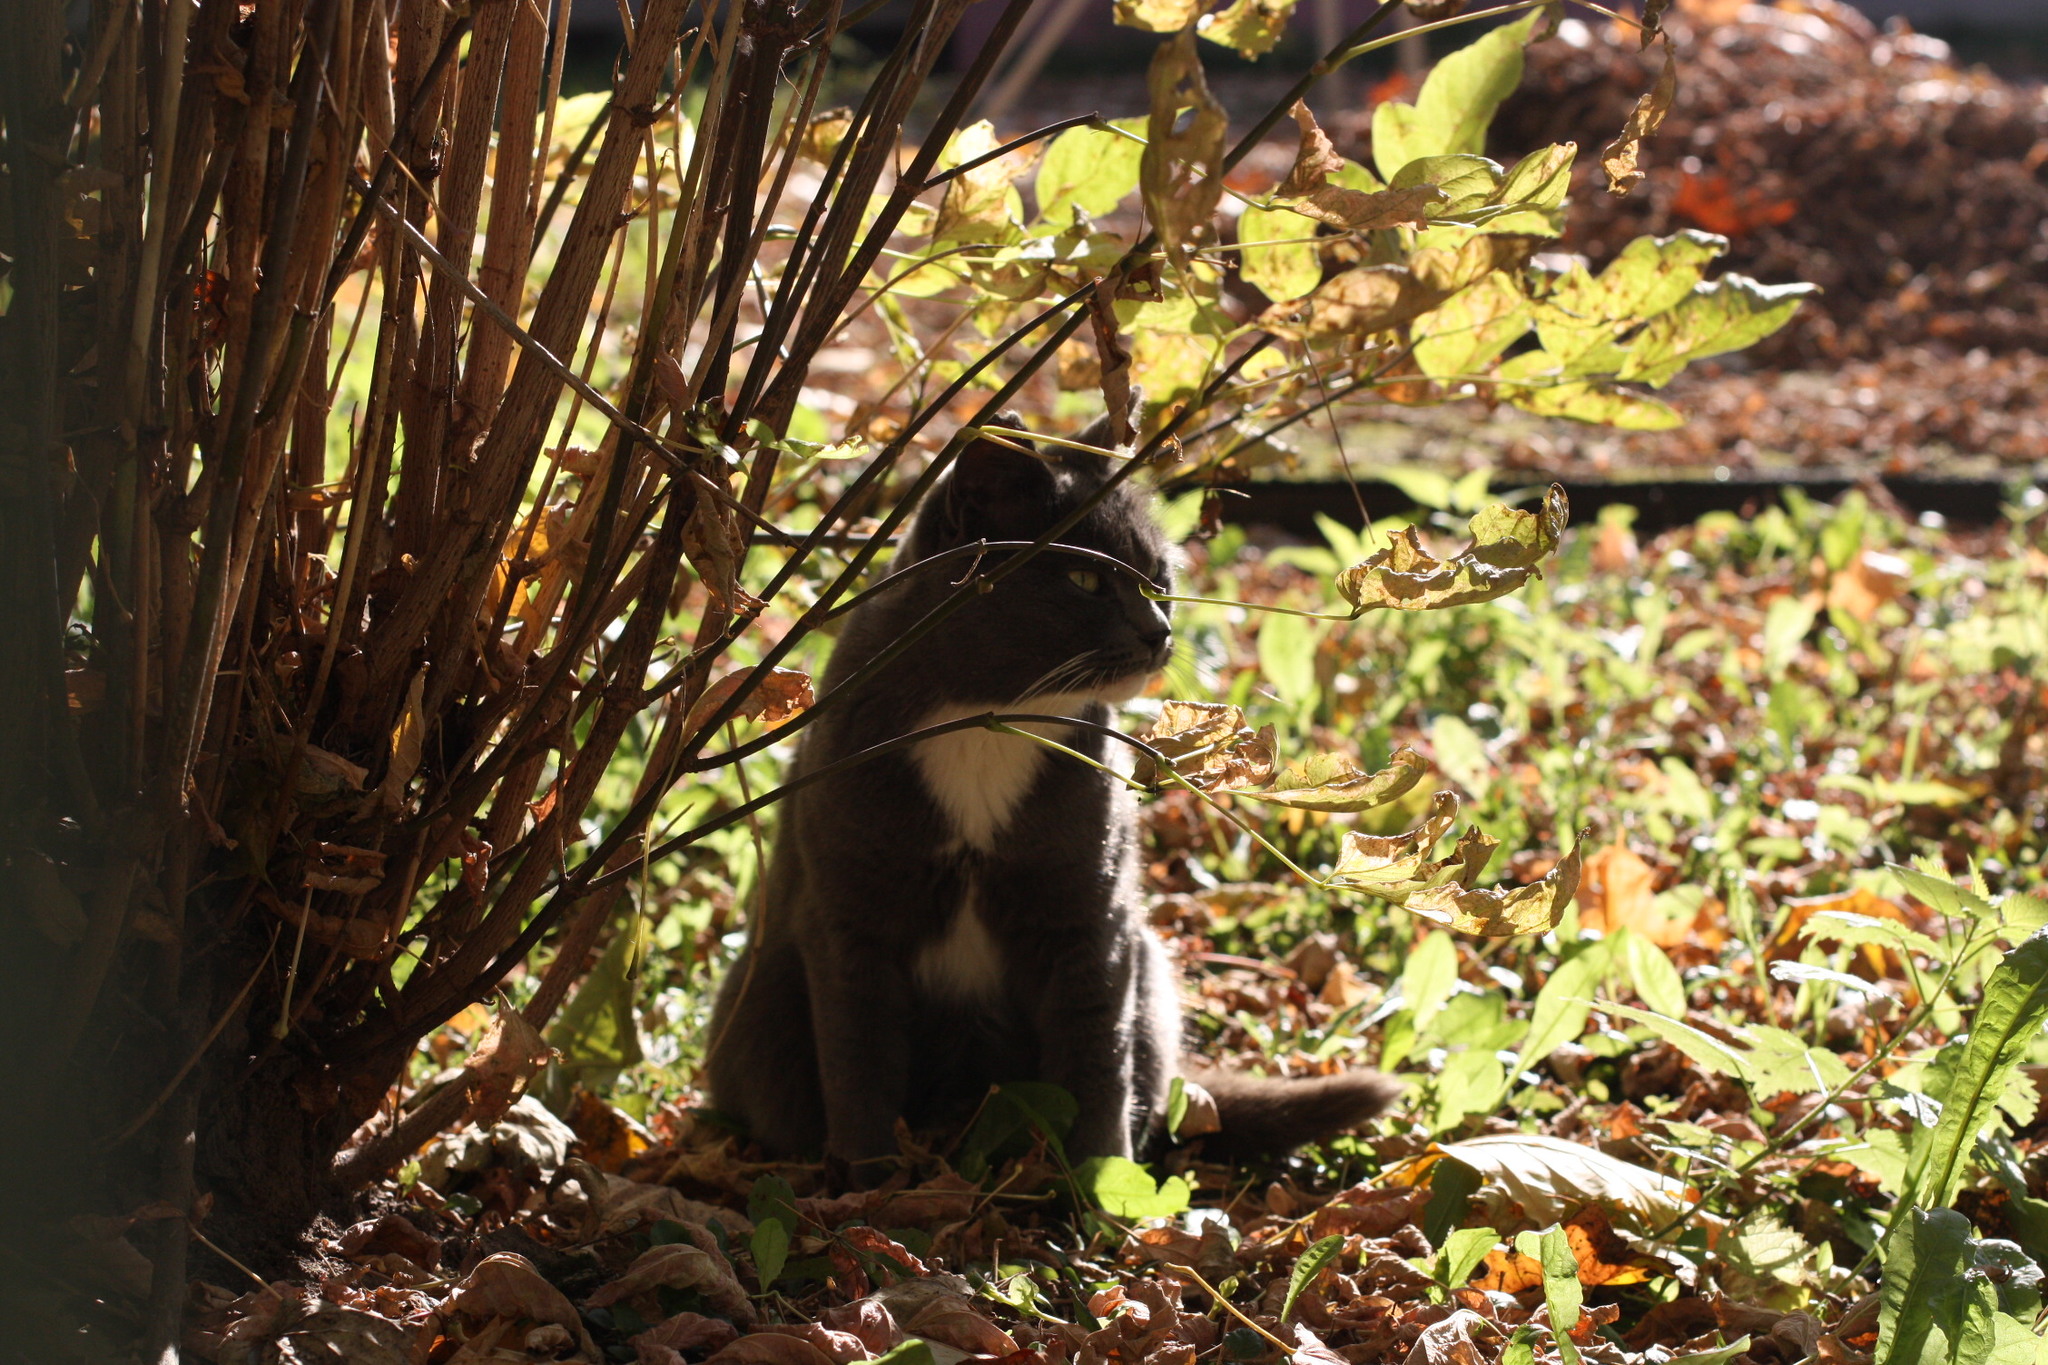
left=705, top=419, right=1397, bottom=1171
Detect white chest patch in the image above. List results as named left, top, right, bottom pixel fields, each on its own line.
left=910, top=694, right=1097, bottom=850
left=914, top=890, right=1004, bottom=1001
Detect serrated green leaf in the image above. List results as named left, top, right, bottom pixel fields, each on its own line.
left=1620, top=275, right=1817, bottom=387
left=1371, top=11, right=1542, bottom=180
left=1799, top=910, right=1945, bottom=962
left=1877, top=1208, right=1976, bottom=1365
left=1036, top=117, right=1147, bottom=224
left=1891, top=863, right=1999, bottom=922
left=1282, top=1235, right=1344, bottom=1322
left=1915, top=930, right=2048, bottom=1210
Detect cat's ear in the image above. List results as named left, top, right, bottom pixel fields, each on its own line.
left=946, top=418, right=1055, bottom=540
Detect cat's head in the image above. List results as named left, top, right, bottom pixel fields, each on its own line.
left=895, top=413, right=1175, bottom=707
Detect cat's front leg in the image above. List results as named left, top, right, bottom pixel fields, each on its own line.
left=804, top=942, right=915, bottom=1172
left=1033, top=960, right=1140, bottom=1159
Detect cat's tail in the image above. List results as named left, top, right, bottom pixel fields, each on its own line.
left=1180, top=1064, right=1401, bottom=1156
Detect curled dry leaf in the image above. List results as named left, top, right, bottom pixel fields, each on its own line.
left=798, top=107, right=853, bottom=165
left=1228, top=745, right=1427, bottom=813
left=586, top=1239, right=757, bottom=1325
left=1327, top=791, right=1498, bottom=902
left=1404, top=832, right=1583, bottom=936
left=1600, top=40, right=1677, bottom=196
left=1141, top=31, right=1227, bottom=272
left=1398, top=1309, right=1496, bottom=1365
left=708, top=1332, right=839, bottom=1365
left=467, top=1005, right=557, bottom=1125
left=302, top=841, right=387, bottom=895
left=1197, top=0, right=1300, bottom=59
left=1136, top=700, right=1276, bottom=791
left=1088, top=278, right=1137, bottom=449
left=1273, top=103, right=1445, bottom=231
left=448, top=1252, right=599, bottom=1359
left=684, top=667, right=815, bottom=737
left=904, top=1296, right=1020, bottom=1356
left=1336, top=486, right=1568, bottom=614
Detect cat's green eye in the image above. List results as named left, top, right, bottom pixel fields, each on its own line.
left=1067, top=568, right=1101, bottom=593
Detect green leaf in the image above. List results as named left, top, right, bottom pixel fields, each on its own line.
left=1282, top=1235, right=1344, bottom=1322
left=1403, top=930, right=1461, bottom=1031
left=748, top=1174, right=801, bottom=1234
left=1389, top=154, right=1504, bottom=212
left=1238, top=203, right=1322, bottom=303
left=1035, top=118, right=1146, bottom=223
left=1801, top=910, right=1944, bottom=962
left=1230, top=745, right=1427, bottom=813
left=1439, top=1227, right=1497, bottom=1293
left=1497, top=351, right=1684, bottom=430
left=1166, top=1076, right=1189, bottom=1139
left=1514, top=941, right=1614, bottom=1076
left=1891, top=863, right=1999, bottom=923
left=1074, top=1155, right=1193, bottom=1219
left=874, top=1341, right=939, bottom=1365
left=1915, top=930, right=2048, bottom=1210
left=1513, top=1226, right=1584, bottom=1365
left=1602, top=1002, right=1749, bottom=1081
left=1666, top=1340, right=1752, bottom=1365
left=1414, top=272, right=1531, bottom=381
left=1257, top=610, right=1319, bottom=707
left=751, top=1218, right=790, bottom=1289
left=1371, top=11, right=1542, bottom=180
left=1875, top=1208, right=1978, bottom=1365
left=1620, top=275, right=1817, bottom=388
left=1423, top=1157, right=1484, bottom=1248
left=1622, top=930, right=1688, bottom=1018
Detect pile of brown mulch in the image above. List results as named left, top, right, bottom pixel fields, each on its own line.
left=1484, top=1, right=2048, bottom=367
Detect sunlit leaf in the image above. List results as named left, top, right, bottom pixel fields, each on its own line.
left=1335, top=485, right=1568, bottom=614
left=1405, top=833, right=1583, bottom=937
left=1274, top=103, right=1444, bottom=230
left=1512, top=1227, right=1583, bottom=1365
left=1075, top=1155, right=1192, bottom=1218
left=1915, top=930, right=2048, bottom=1210
left=1238, top=204, right=1323, bottom=303
left=1036, top=117, right=1147, bottom=223
left=1281, top=1235, right=1343, bottom=1322
left=1371, top=11, right=1542, bottom=181
left=1116, top=0, right=1205, bottom=30
left=1389, top=154, right=1503, bottom=212
left=1137, top=700, right=1276, bottom=791
left=1326, top=791, right=1482, bottom=898
left=1198, top=0, right=1299, bottom=58
left=1229, top=745, right=1427, bottom=812
left=1600, top=41, right=1676, bottom=196
left=1620, top=275, right=1817, bottom=387
left=1413, top=272, right=1530, bottom=381
left=1396, top=1133, right=1697, bottom=1237
left=1497, top=353, right=1685, bottom=430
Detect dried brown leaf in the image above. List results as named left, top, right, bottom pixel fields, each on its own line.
left=1137, top=700, right=1276, bottom=791
left=1600, top=41, right=1677, bottom=196
left=1141, top=31, right=1228, bottom=272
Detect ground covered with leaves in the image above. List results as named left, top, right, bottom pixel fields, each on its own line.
left=177, top=484, right=2048, bottom=1364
